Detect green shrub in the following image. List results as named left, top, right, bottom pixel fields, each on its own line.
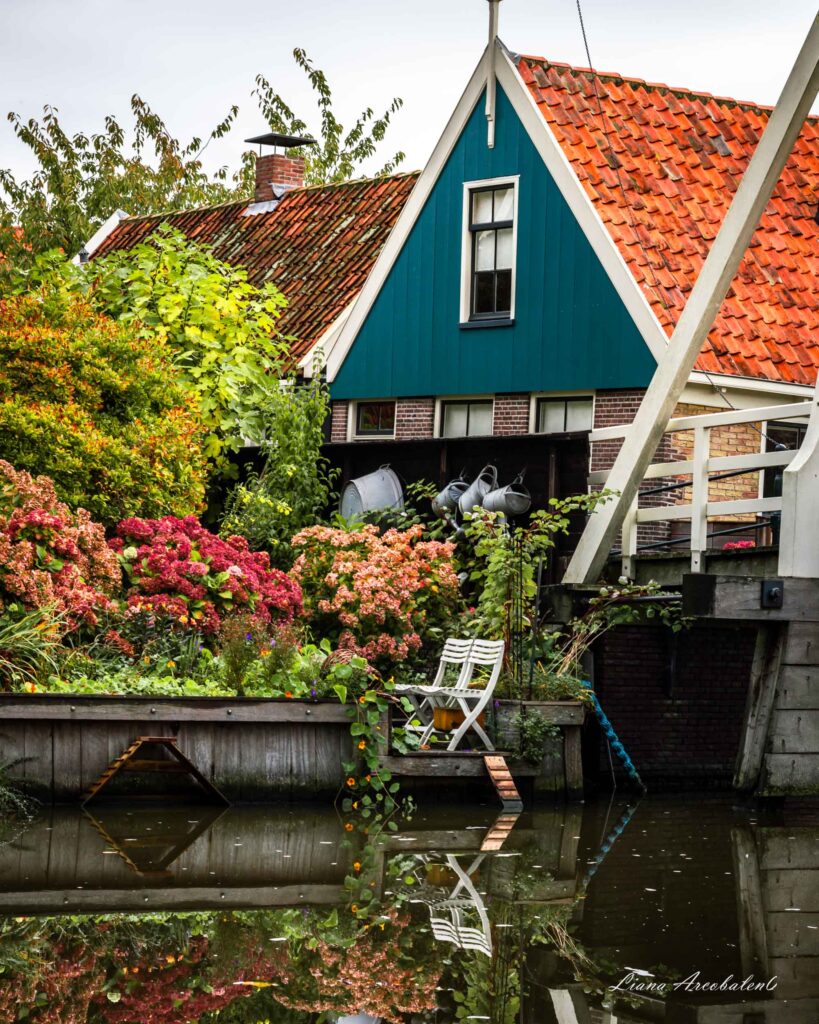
left=0, top=290, right=208, bottom=524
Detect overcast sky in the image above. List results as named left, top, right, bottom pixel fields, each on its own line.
left=1, top=0, right=816, bottom=188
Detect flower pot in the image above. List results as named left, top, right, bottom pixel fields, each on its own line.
left=432, top=706, right=486, bottom=732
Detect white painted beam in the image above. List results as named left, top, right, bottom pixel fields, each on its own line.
left=564, top=14, right=819, bottom=583
left=779, top=393, right=819, bottom=576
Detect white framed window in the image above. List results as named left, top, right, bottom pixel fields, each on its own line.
left=438, top=398, right=494, bottom=438
left=350, top=400, right=396, bottom=440
left=460, top=176, right=519, bottom=325
left=531, top=394, right=594, bottom=434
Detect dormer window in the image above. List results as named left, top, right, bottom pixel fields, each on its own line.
left=461, top=177, right=518, bottom=326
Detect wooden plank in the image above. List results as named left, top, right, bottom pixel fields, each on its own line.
left=563, top=726, right=583, bottom=798
left=378, top=755, right=539, bottom=777
left=0, top=884, right=346, bottom=914
left=776, top=666, right=819, bottom=708
left=768, top=709, right=819, bottom=754
left=52, top=722, right=82, bottom=799
left=734, top=624, right=784, bottom=791
left=768, top=959, right=819, bottom=1000
left=706, top=577, right=819, bottom=623
left=766, top=911, right=819, bottom=957
left=763, top=869, right=819, bottom=912
left=762, top=753, right=819, bottom=791
left=760, top=831, right=819, bottom=870
left=731, top=827, right=769, bottom=978
left=22, top=722, right=53, bottom=793
left=0, top=696, right=350, bottom=723
left=495, top=700, right=585, bottom=726
left=78, top=723, right=111, bottom=792
left=782, top=622, right=819, bottom=665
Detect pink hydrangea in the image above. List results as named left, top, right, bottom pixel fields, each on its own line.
left=112, top=516, right=302, bottom=635
left=0, top=461, right=120, bottom=628
left=291, top=524, right=459, bottom=669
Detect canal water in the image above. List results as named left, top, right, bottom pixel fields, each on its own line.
left=0, top=796, right=816, bottom=1022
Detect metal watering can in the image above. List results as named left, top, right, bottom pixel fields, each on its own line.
left=431, top=476, right=469, bottom=518
left=458, top=465, right=498, bottom=516
left=482, top=471, right=532, bottom=517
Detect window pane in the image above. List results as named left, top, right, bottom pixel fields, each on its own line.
left=443, top=404, right=469, bottom=438
left=495, top=269, right=512, bottom=314
left=495, top=228, right=513, bottom=270
left=468, top=402, right=493, bottom=436
left=474, top=230, right=495, bottom=271
left=472, top=190, right=493, bottom=225
left=538, top=401, right=566, bottom=433
left=357, top=401, right=395, bottom=434
left=565, top=399, right=593, bottom=432
left=473, top=272, right=495, bottom=314
left=493, top=187, right=514, bottom=221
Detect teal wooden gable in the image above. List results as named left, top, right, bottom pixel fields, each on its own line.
left=330, top=83, right=657, bottom=400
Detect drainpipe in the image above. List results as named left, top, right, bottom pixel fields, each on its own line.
left=485, top=0, right=501, bottom=148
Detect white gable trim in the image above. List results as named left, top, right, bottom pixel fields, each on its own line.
left=325, top=46, right=492, bottom=381
left=72, top=209, right=129, bottom=264
left=495, top=48, right=669, bottom=362
left=299, top=302, right=355, bottom=377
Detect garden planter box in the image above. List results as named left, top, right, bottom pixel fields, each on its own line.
left=493, top=700, right=586, bottom=796
left=0, top=694, right=353, bottom=803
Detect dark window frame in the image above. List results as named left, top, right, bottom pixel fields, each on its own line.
left=440, top=399, right=494, bottom=438
left=762, top=419, right=807, bottom=498
left=535, top=396, right=594, bottom=434
left=355, top=400, right=396, bottom=437
left=468, top=184, right=515, bottom=322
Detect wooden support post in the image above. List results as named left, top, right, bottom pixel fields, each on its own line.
left=564, top=16, right=819, bottom=584
left=563, top=726, right=583, bottom=800
left=732, top=826, right=769, bottom=979
left=621, top=494, right=638, bottom=580
left=734, top=624, right=785, bottom=792
left=779, top=392, right=819, bottom=577
left=689, top=425, right=710, bottom=573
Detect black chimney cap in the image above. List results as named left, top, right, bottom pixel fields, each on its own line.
left=244, top=132, right=317, bottom=149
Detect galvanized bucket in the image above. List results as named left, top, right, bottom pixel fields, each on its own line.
left=458, top=465, right=498, bottom=516
left=339, top=465, right=404, bottom=521
left=431, top=477, right=469, bottom=518
left=482, top=473, right=532, bottom=517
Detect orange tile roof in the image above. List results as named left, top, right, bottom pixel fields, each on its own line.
left=515, top=55, right=819, bottom=387
left=94, top=172, right=419, bottom=362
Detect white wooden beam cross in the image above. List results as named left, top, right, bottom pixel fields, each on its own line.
left=564, top=14, right=819, bottom=584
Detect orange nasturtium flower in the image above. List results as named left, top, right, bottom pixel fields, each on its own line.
left=353, top=861, right=362, bottom=872
left=357, top=740, right=366, bottom=750
left=344, top=823, right=354, bottom=832
left=346, top=777, right=356, bottom=788
left=351, top=904, right=358, bottom=913
left=285, top=691, right=293, bottom=699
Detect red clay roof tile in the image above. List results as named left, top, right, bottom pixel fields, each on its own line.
left=94, top=172, right=419, bottom=363
left=516, top=55, right=819, bottom=387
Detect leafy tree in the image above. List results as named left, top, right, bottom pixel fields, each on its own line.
left=0, top=287, right=208, bottom=524
left=0, top=97, right=252, bottom=278
left=80, top=228, right=288, bottom=470
left=253, top=47, right=405, bottom=185
left=221, top=374, right=336, bottom=565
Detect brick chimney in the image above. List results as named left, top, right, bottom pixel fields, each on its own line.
left=253, top=152, right=306, bottom=203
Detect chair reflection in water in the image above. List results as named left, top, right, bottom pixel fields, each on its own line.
left=407, top=853, right=493, bottom=957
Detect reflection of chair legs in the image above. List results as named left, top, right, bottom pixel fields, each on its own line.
left=424, top=854, right=493, bottom=957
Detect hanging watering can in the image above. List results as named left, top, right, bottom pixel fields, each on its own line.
left=458, top=465, right=498, bottom=516
left=339, top=465, right=404, bottom=521
left=431, top=477, right=469, bottom=518
left=482, top=472, right=532, bottom=517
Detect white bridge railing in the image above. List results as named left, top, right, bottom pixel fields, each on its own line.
left=587, top=400, right=817, bottom=577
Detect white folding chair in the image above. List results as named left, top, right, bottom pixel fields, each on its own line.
left=417, top=639, right=505, bottom=752
left=395, top=638, right=473, bottom=734
left=425, top=855, right=492, bottom=957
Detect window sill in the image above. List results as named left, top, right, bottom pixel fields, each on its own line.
left=459, top=318, right=515, bottom=331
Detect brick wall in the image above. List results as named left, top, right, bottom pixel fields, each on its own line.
left=330, top=400, right=348, bottom=442
left=253, top=153, right=305, bottom=203
left=594, top=623, right=756, bottom=785
left=395, top=398, right=435, bottom=440
left=493, top=394, right=530, bottom=436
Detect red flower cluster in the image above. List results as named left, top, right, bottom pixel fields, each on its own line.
left=0, top=460, right=120, bottom=628
left=111, top=516, right=302, bottom=635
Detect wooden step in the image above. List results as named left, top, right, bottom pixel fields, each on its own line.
left=483, top=754, right=523, bottom=811
left=121, top=760, right=188, bottom=773
left=481, top=813, right=521, bottom=852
